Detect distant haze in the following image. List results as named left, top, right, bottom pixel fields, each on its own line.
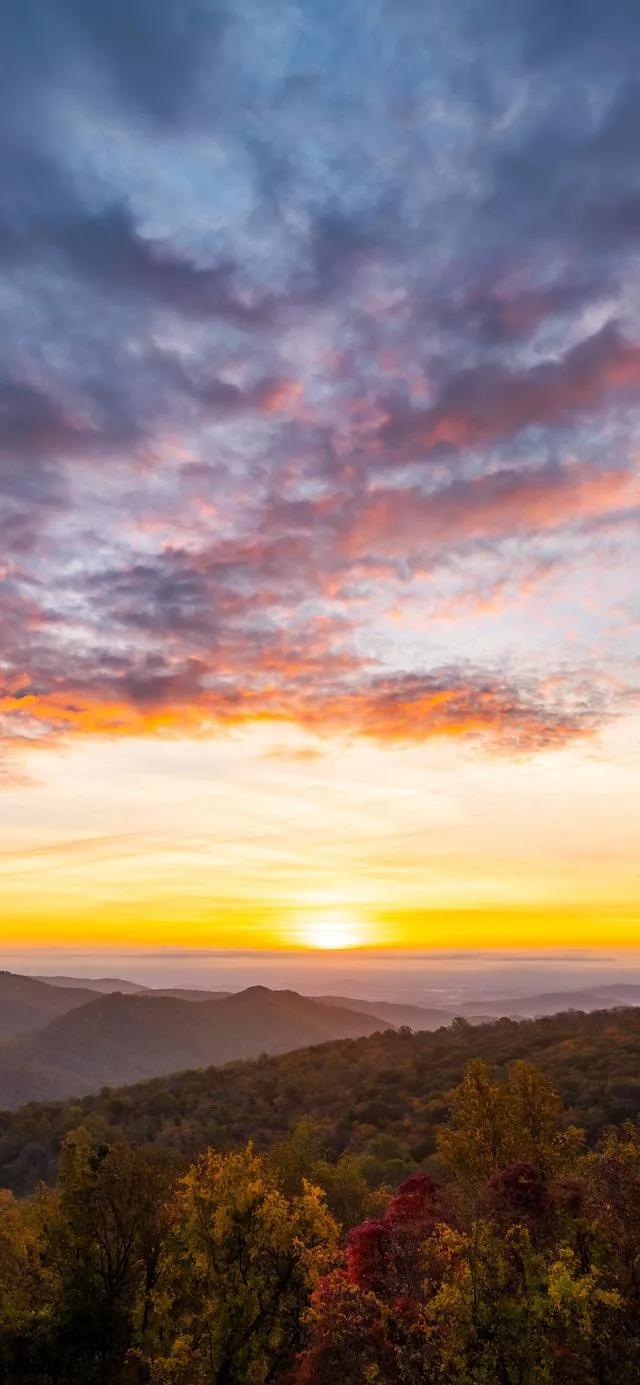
left=6, top=948, right=640, bottom=1008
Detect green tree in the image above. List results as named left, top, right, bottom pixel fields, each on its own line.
left=310, top=1152, right=388, bottom=1230
left=437, top=1059, right=512, bottom=1182
left=268, top=1118, right=325, bottom=1195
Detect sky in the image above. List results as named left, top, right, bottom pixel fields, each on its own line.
left=1, top=0, right=639, bottom=957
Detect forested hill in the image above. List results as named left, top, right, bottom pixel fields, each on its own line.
left=2, top=1005, right=640, bottom=1196
left=0, top=985, right=383, bottom=1110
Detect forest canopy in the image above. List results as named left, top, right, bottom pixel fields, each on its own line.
left=2, top=1053, right=640, bottom=1383
left=2, top=1006, right=640, bottom=1196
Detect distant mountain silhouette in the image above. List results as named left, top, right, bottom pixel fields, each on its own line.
left=32, top=974, right=231, bottom=1001
left=589, top=984, right=640, bottom=1005
left=313, top=995, right=452, bottom=1030
left=146, top=987, right=233, bottom=1001
left=29, top=972, right=640, bottom=1022
left=0, top=986, right=385, bottom=1108
left=464, top=988, right=636, bottom=1018
left=0, top=971, right=100, bottom=1037
left=33, top=974, right=148, bottom=994
left=3, top=970, right=640, bottom=1113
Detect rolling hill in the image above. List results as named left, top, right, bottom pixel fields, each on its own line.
left=32, top=974, right=149, bottom=993
left=0, top=986, right=388, bottom=1109
left=465, top=987, right=636, bottom=1018
left=313, top=994, right=453, bottom=1029
left=2, top=1005, right=640, bottom=1196
left=0, top=970, right=100, bottom=1037
left=32, top=974, right=231, bottom=1001
left=24, top=970, right=640, bottom=1023
left=4, top=969, right=640, bottom=1123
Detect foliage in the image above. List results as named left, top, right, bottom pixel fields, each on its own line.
left=4, top=1020, right=640, bottom=1381
left=146, top=1144, right=336, bottom=1384
left=436, top=1058, right=583, bottom=1183
left=0, top=1139, right=336, bottom=1385
left=3, top=1006, right=640, bottom=1198
left=41, top=1132, right=177, bottom=1381
left=293, top=1066, right=636, bottom=1385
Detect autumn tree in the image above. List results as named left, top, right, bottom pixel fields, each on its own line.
left=437, top=1058, right=582, bottom=1184
left=294, top=1065, right=629, bottom=1385
left=148, top=1144, right=337, bottom=1385
left=269, top=1119, right=388, bottom=1230
left=42, top=1130, right=177, bottom=1383
left=295, top=1164, right=629, bottom=1384
left=0, top=1187, right=54, bottom=1384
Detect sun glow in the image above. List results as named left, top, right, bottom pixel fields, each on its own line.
left=298, top=911, right=366, bottom=950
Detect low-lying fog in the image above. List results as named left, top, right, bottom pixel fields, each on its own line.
left=4, top=948, right=640, bottom=1008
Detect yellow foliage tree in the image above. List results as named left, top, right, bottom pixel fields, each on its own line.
left=149, top=1144, right=338, bottom=1385
left=437, top=1058, right=583, bottom=1184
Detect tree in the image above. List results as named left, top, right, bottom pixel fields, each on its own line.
left=149, top=1144, right=337, bottom=1384
left=294, top=1173, right=449, bottom=1385
left=437, top=1059, right=512, bottom=1183
left=43, top=1130, right=177, bottom=1383
left=309, top=1153, right=388, bottom=1231
left=294, top=1069, right=627, bottom=1385
left=0, top=1187, right=52, bottom=1384
left=294, top=1164, right=626, bottom=1385
left=437, top=1059, right=582, bottom=1186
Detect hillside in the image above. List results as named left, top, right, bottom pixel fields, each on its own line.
left=314, top=994, right=452, bottom=1029
left=0, top=986, right=384, bottom=1110
left=465, top=987, right=637, bottom=1017
left=28, top=970, right=640, bottom=1021
left=3, top=1006, right=640, bottom=1195
left=0, top=971, right=99, bottom=1037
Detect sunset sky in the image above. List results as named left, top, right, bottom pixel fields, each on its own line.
left=1, top=0, right=639, bottom=954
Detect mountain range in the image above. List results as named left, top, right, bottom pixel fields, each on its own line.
left=0, top=980, right=385, bottom=1108
left=0, top=971, right=100, bottom=1037
left=1, top=969, right=640, bottom=1111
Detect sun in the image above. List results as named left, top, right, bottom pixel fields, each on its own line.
left=299, top=911, right=365, bottom=950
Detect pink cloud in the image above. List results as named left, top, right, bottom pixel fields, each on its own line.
left=380, top=324, right=640, bottom=457
left=342, top=462, right=640, bottom=558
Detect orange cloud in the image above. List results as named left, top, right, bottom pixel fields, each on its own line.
left=1, top=659, right=603, bottom=761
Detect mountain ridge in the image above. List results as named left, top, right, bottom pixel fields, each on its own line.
left=0, top=971, right=100, bottom=1037
left=0, top=985, right=390, bottom=1109
left=2, top=1005, right=640, bottom=1197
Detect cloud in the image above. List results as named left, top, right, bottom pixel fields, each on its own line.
left=0, top=377, right=108, bottom=459
left=0, top=154, right=276, bottom=327
left=1, top=0, right=227, bottom=128
left=379, top=326, right=640, bottom=459
left=1, top=0, right=640, bottom=780
left=343, top=462, right=640, bottom=559
left=306, top=669, right=603, bottom=752
left=0, top=641, right=605, bottom=757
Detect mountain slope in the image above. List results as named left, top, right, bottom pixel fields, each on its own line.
left=149, top=988, right=232, bottom=1001
left=3, top=1006, right=640, bottom=1196
left=0, top=971, right=99, bottom=1037
left=466, top=988, right=635, bottom=1018
left=314, top=994, right=452, bottom=1030
left=32, top=974, right=231, bottom=1001
left=0, top=986, right=385, bottom=1108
